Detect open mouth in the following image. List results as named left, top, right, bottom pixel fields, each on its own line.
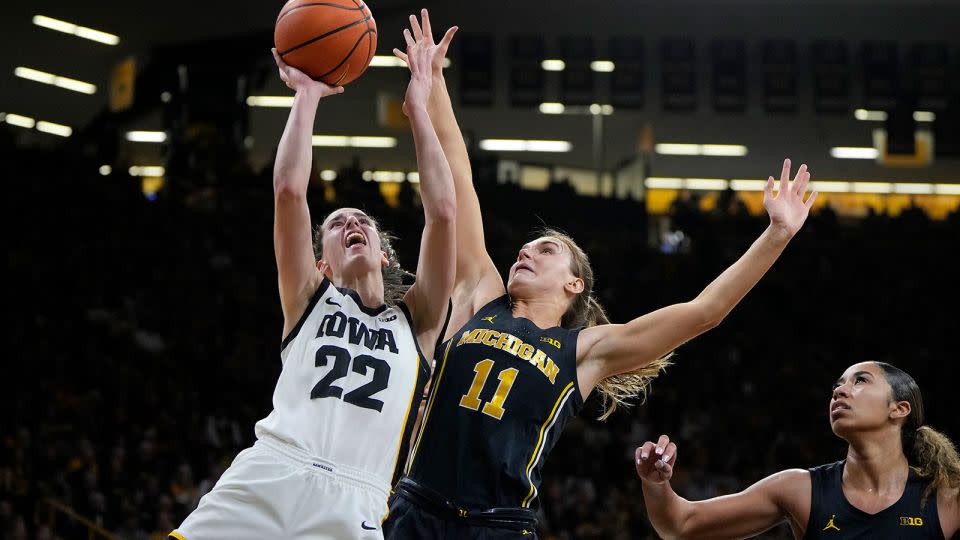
left=830, top=402, right=850, bottom=418
left=515, top=263, right=533, bottom=274
left=345, top=232, right=367, bottom=249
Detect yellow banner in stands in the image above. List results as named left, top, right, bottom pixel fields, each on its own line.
left=110, top=57, right=135, bottom=113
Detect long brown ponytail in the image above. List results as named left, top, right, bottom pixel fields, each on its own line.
left=875, top=362, right=960, bottom=505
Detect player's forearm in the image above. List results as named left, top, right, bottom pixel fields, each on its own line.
left=640, top=481, right=695, bottom=540
left=273, top=88, right=322, bottom=195
left=408, top=106, right=456, bottom=222
left=427, top=73, right=472, bottom=184
left=692, top=224, right=792, bottom=324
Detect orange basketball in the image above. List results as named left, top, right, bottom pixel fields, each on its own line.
left=274, top=0, right=377, bottom=86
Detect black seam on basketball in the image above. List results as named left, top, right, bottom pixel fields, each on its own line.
left=276, top=2, right=365, bottom=25
left=278, top=15, right=372, bottom=57
left=314, top=29, right=374, bottom=81
left=347, top=0, right=376, bottom=77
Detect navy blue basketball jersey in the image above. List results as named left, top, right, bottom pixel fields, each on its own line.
left=804, top=460, right=943, bottom=539
left=404, top=295, right=582, bottom=510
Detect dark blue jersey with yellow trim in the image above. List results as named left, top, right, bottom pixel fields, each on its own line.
left=404, top=295, right=582, bottom=510
left=804, top=460, right=943, bottom=539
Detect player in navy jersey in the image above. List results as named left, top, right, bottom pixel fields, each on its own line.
left=171, top=20, right=458, bottom=540
left=385, top=12, right=818, bottom=539
left=636, top=361, right=960, bottom=539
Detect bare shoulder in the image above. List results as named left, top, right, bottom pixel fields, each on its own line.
left=764, top=469, right=812, bottom=534
left=938, top=486, right=960, bottom=538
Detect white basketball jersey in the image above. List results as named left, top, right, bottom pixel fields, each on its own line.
left=255, top=279, right=430, bottom=489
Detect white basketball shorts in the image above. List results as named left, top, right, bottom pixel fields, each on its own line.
left=171, top=435, right=390, bottom=539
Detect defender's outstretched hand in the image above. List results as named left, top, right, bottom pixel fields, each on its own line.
left=764, top=158, right=817, bottom=238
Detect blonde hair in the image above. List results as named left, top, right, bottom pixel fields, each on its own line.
left=313, top=214, right=412, bottom=306
left=542, top=229, right=671, bottom=420
left=875, top=362, right=960, bottom=505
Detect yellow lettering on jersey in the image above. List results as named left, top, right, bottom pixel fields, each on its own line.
left=544, top=360, right=559, bottom=384
left=456, top=328, right=560, bottom=385
left=899, top=517, right=923, bottom=526
left=482, top=330, right=501, bottom=346
left=540, top=336, right=561, bottom=349
left=458, top=329, right=483, bottom=346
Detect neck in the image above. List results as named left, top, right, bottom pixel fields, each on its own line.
left=843, top=430, right=909, bottom=493
left=332, top=269, right=385, bottom=308
left=511, top=295, right=566, bottom=329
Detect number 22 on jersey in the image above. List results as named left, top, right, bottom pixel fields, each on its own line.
left=459, top=359, right=518, bottom=420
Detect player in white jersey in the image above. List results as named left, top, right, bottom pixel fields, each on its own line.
left=171, top=13, right=458, bottom=540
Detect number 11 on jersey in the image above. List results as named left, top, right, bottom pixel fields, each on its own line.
left=459, top=359, right=518, bottom=420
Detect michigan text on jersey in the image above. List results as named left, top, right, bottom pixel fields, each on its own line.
left=456, top=329, right=559, bottom=383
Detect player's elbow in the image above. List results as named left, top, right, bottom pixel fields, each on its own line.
left=686, top=300, right=725, bottom=331
left=273, top=181, right=306, bottom=202
left=428, top=198, right=457, bottom=225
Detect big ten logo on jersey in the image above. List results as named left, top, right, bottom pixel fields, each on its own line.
left=456, top=329, right=559, bottom=383
left=309, top=309, right=399, bottom=413
left=899, top=516, right=924, bottom=527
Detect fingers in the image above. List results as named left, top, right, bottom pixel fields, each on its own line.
left=437, top=26, right=459, bottom=54
left=271, top=48, right=284, bottom=68
left=661, top=441, right=678, bottom=465
left=779, top=158, right=791, bottom=196
left=409, top=14, right=423, bottom=42
left=420, top=8, right=433, bottom=43
left=655, top=434, right=671, bottom=458
left=403, top=28, right=415, bottom=49
left=637, top=441, right=657, bottom=462
left=805, top=190, right=819, bottom=209
left=764, top=176, right=775, bottom=198
left=793, top=164, right=810, bottom=197
left=392, top=48, right=409, bottom=64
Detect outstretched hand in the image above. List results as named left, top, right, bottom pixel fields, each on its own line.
left=271, top=48, right=344, bottom=98
left=392, top=8, right=458, bottom=76
left=635, top=434, right=677, bottom=485
left=763, top=158, right=817, bottom=237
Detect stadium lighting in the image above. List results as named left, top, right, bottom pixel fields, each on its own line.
left=129, top=166, right=165, bottom=177
left=33, top=15, right=119, bottom=45
left=854, top=109, right=887, bottom=121
left=644, top=178, right=685, bottom=189
left=541, top=59, right=566, bottom=71
left=590, top=61, right=615, bottom=73
left=913, top=111, right=936, bottom=122
left=685, top=179, right=729, bottom=190
left=539, top=102, right=565, bottom=114
left=36, top=121, right=72, bottom=137
left=311, top=135, right=397, bottom=148
left=852, top=182, right=893, bottom=194
left=830, top=147, right=879, bottom=159
left=319, top=169, right=337, bottom=181
left=126, top=131, right=167, bottom=143
left=246, top=96, right=295, bottom=107
left=479, top=139, right=572, bottom=152
left=369, top=56, right=450, bottom=68
left=655, top=143, right=748, bottom=156
left=3, top=113, right=36, bottom=129
left=14, top=67, right=96, bottom=94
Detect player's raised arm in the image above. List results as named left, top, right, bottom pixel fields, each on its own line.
left=576, top=159, right=817, bottom=393
left=399, top=13, right=457, bottom=354
left=271, top=49, right=344, bottom=336
left=636, top=435, right=810, bottom=540
left=394, top=11, right=503, bottom=325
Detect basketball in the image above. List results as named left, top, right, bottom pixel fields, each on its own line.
left=274, top=0, right=377, bottom=86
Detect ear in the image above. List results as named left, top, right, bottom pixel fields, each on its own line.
left=565, top=277, right=584, bottom=295
left=317, top=259, right=334, bottom=280
left=890, top=400, right=912, bottom=421
left=381, top=250, right=390, bottom=268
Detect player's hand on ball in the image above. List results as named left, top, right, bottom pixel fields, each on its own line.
left=392, top=9, right=458, bottom=76
left=763, top=158, right=817, bottom=238
left=271, top=48, right=344, bottom=98
left=635, top=434, right=677, bottom=485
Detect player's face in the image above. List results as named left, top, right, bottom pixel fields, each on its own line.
left=319, top=208, right=386, bottom=278
left=507, top=237, right=580, bottom=300
left=829, top=362, right=904, bottom=438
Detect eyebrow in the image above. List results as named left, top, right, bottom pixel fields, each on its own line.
left=532, top=238, right=563, bottom=251
left=324, top=211, right=370, bottom=225
left=835, top=370, right=873, bottom=385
